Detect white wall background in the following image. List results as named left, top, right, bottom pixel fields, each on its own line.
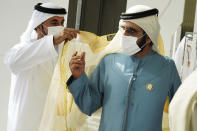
left=0, top=0, right=69, bottom=131
left=127, top=0, right=185, bottom=56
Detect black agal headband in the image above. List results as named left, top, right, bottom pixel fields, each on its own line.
left=120, top=8, right=159, bottom=20
left=34, top=3, right=67, bottom=15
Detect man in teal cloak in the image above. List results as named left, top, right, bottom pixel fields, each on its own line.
left=67, top=5, right=181, bottom=131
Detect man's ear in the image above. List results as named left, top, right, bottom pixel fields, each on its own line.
left=35, top=25, right=44, bottom=40
left=146, top=37, right=152, bottom=45
left=35, top=25, right=42, bottom=33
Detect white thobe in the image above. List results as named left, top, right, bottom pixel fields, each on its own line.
left=169, top=69, right=197, bottom=131
left=5, top=35, right=60, bottom=131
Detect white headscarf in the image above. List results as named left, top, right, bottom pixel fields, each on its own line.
left=20, top=2, right=66, bottom=43
left=104, top=5, right=161, bottom=54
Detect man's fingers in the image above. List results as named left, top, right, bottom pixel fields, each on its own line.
left=63, top=31, right=76, bottom=38
left=64, top=28, right=80, bottom=34
left=72, top=56, right=82, bottom=60
left=69, top=31, right=78, bottom=38
left=72, top=52, right=78, bottom=57
left=70, top=53, right=85, bottom=65
left=70, top=60, right=84, bottom=65
left=71, top=64, right=80, bottom=69
left=69, top=32, right=75, bottom=38
left=70, top=58, right=85, bottom=65
left=63, top=30, right=78, bottom=37
left=71, top=64, right=84, bottom=69
left=63, top=28, right=80, bottom=35
left=73, top=32, right=78, bottom=38
left=81, top=52, right=86, bottom=61
left=63, top=32, right=74, bottom=40
left=62, top=28, right=79, bottom=42
left=64, top=28, right=79, bottom=32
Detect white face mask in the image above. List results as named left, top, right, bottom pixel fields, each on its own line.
left=120, top=35, right=141, bottom=56
left=120, top=34, right=147, bottom=56
left=48, top=26, right=64, bottom=36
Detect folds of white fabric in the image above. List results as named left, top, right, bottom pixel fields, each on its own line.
left=5, top=36, right=59, bottom=131
left=169, top=69, right=197, bottom=131
left=174, top=35, right=197, bottom=81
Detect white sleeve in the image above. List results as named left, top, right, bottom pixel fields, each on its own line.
left=173, top=37, right=185, bottom=76
left=4, top=35, right=58, bottom=74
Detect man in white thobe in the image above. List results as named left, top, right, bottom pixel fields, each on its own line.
left=169, top=69, right=197, bottom=131
left=4, top=2, right=79, bottom=131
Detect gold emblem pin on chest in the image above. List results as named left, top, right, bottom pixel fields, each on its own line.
left=146, top=84, right=154, bottom=91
